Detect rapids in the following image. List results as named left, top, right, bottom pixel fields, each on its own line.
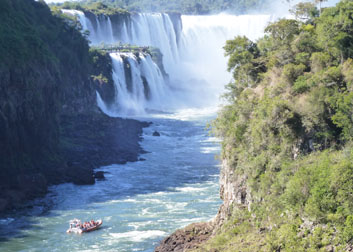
left=0, top=111, right=221, bottom=252
left=0, top=11, right=275, bottom=252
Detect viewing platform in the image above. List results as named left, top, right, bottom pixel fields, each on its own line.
left=96, top=45, right=151, bottom=54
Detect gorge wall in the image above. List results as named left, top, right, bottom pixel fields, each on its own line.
left=157, top=1, right=353, bottom=251
left=0, top=0, right=148, bottom=213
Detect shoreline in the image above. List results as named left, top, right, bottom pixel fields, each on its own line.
left=0, top=111, right=150, bottom=215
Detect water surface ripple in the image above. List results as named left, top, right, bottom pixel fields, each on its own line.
left=0, top=112, right=221, bottom=252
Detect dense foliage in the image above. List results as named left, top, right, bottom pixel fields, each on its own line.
left=0, top=0, right=92, bottom=67
left=0, top=0, right=114, bottom=211
left=202, top=0, right=353, bottom=251
left=52, top=1, right=129, bottom=16
left=53, top=0, right=269, bottom=15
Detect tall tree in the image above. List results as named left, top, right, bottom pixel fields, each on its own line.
left=315, top=0, right=328, bottom=14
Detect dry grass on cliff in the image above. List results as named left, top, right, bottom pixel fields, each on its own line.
left=191, top=208, right=267, bottom=252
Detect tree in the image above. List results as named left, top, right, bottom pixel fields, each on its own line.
left=265, top=19, right=300, bottom=45
left=290, top=2, right=319, bottom=22
left=316, top=1, right=353, bottom=61
left=315, top=0, right=328, bottom=15
left=223, top=36, right=264, bottom=98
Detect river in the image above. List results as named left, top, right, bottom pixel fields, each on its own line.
left=0, top=109, right=222, bottom=252
left=0, top=10, right=276, bottom=252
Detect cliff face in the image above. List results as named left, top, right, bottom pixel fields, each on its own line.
left=215, top=159, right=250, bottom=227
left=156, top=2, right=353, bottom=251
left=0, top=0, right=148, bottom=213
left=90, top=49, right=116, bottom=106
left=0, top=0, right=94, bottom=199
left=153, top=158, right=251, bottom=252
left=0, top=59, right=96, bottom=203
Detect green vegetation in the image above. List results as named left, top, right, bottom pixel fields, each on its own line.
left=0, top=0, right=91, bottom=67
left=53, top=0, right=270, bottom=15
left=51, top=1, right=129, bottom=16
left=89, top=47, right=113, bottom=86
left=201, top=0, right=353, bottom=251
left=0, top=0, right=115, bottom=208
left=0, top=0, right=53, bottom=66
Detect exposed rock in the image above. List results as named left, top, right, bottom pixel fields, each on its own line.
left=5, top=190, right=26, bottom=209
left=155, top=156, right=253, bottom=251
left=121, top=55, right=133, bottom=92
left=66, top=165, right=95, bottom=185
left=155, top=222, right=213, bottom=252
left=0, top=198, right=9, bottom=213
left=59, top=113, right=150, bottom=172
left=17, top=173, right=47, bottom=196
left=94, top=171, right=105, bottom=180
left=141, top=76, right=151, bottom=100
left=153, top=131, right=161, bottom=137
left=90, top=50, right=116, bottom=106
left=0, top=0, right=151, bottom=214
left=150, top=47, right=169, bottom=80
left=214, top=159, right=251, bottom=228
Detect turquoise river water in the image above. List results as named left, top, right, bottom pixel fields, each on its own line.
left=0, top=109, right=222, bottom=252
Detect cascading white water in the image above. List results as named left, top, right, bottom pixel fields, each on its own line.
left=63, top=9, right=274, bottom=115
left=122, top=13, right=180, bottom=74
left=173, top=14, right=274, bottom=105
left=91, top=13, right=179, bottom=74
left=102, top=52, right=168, bottom=115
left=92, top=15, right=115, bottom=45
left=61, top=9, right=93, bottom=35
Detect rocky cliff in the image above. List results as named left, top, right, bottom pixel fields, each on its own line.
left=0, top=0, right=148, bottom=213
left=154, top=159, right=245, bottom=252
left=156, top=2, right=353, bottom=251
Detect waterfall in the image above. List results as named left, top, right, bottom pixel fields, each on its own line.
left=175, top=14, right=274, bottom=105
left=61, top=9, right=93, bottom=36
left=106, top=52, right=168, bottom=115
left=63, top=9, right=274, bottom=115
left=92, top=15, right=115, bottom=44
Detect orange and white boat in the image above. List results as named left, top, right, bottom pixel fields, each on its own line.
left=67, top=219, right=103, bottom=234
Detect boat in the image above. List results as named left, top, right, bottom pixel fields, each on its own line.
left=66, top=218, right=103, bottom=234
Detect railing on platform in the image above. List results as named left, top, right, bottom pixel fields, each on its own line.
left=97, top=46, right=150, bottom=53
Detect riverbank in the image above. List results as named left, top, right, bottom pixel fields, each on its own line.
left=0, top=111, right=149, bottom=214
left=155, top=222, right=215, bottom=252
left=0, top=112, right=221, bottom=251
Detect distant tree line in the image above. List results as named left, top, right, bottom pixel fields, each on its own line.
left=54, top=0, right=271, bottom=14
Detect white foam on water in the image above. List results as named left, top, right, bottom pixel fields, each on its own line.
left=110, top=230, right=167, bottom=242
left=128, top=221, right=154, bottom=229
left=176, top=186, right=207, bottom=193
left=0, top=218, right=14, bottom=225
left=200, top=137, right=221, bottom=143
left=201, top=146, right=221, bottom=154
